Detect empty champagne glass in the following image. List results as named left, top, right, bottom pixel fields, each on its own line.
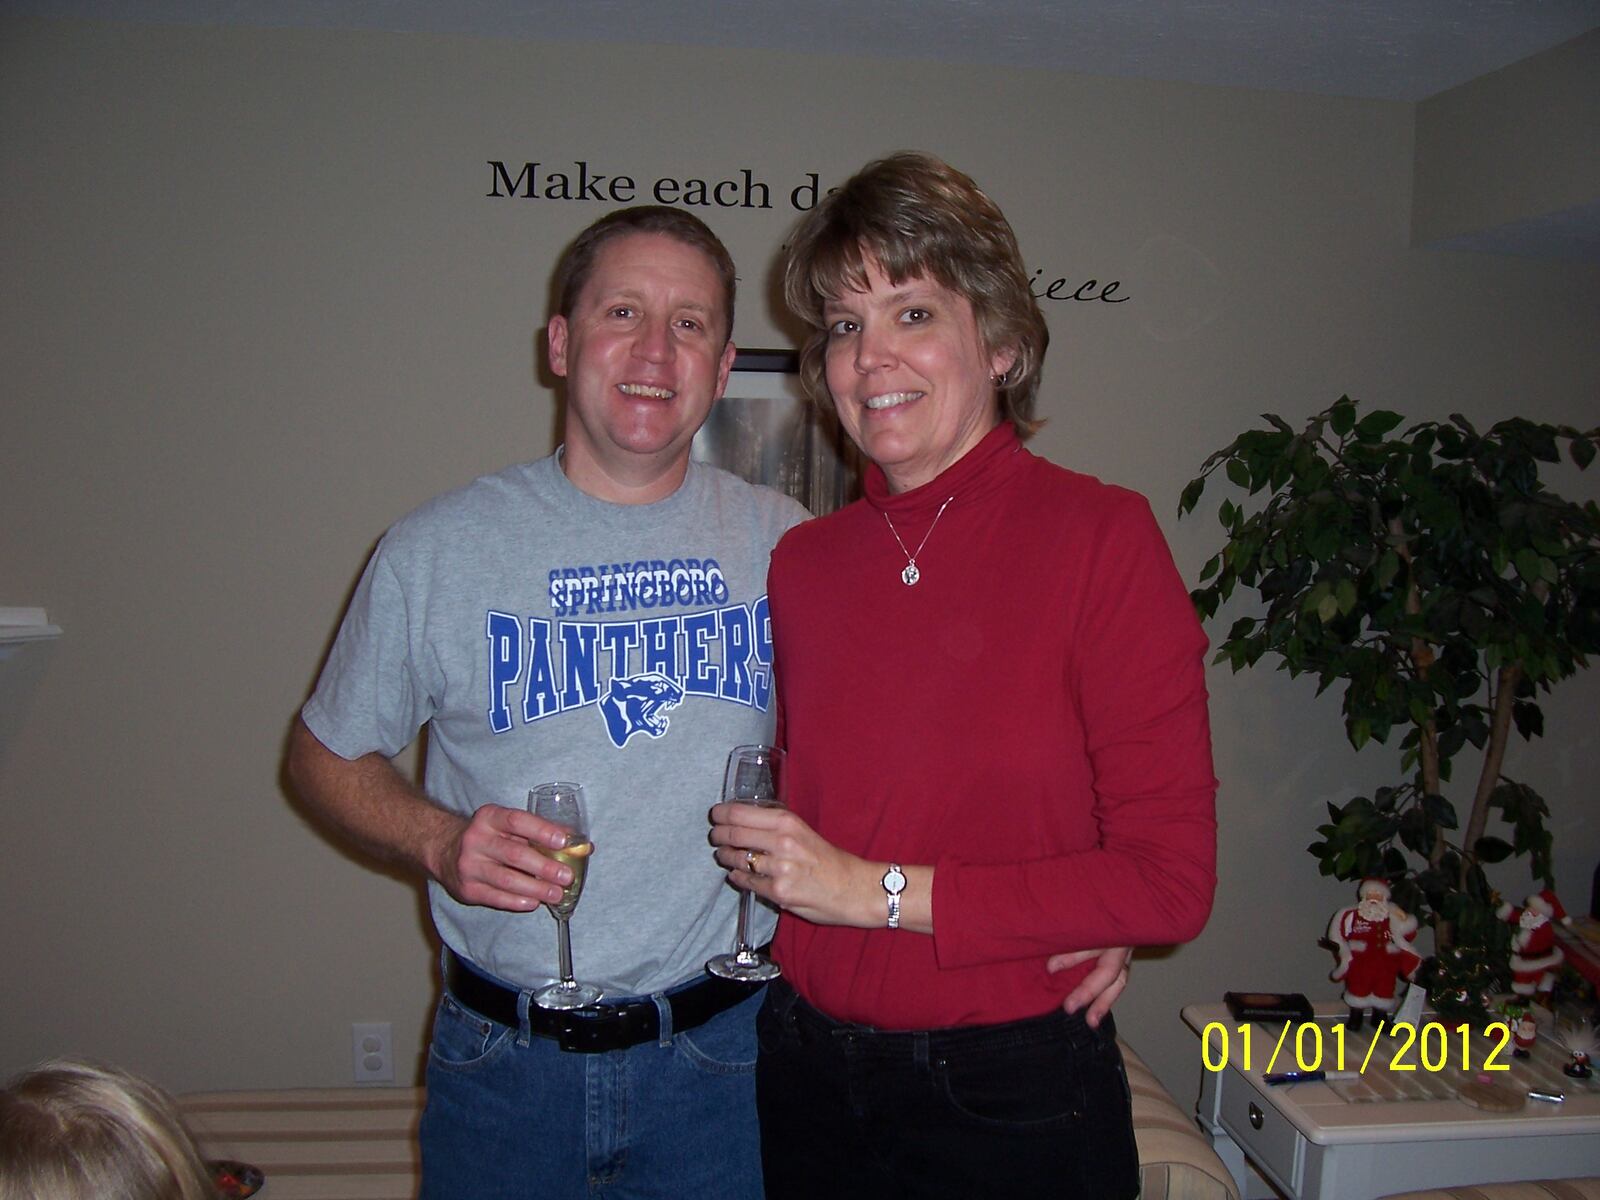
left=529, top=782, right=603, bottom=1010
left=707, top=745, right=785, bottom=982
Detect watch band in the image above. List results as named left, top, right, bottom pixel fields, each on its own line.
left=882, top=863, right=906, bottom=930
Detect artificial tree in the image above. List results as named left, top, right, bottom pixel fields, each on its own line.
left=1182, top=397, right=1600, bottom=1021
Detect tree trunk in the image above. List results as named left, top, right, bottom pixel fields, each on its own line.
left=1395, top=520, right=1449, bottom=944
left=1462, top=664, right=1523, bottom=890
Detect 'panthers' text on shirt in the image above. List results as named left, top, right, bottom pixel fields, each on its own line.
left=485, top=596, right=774, bottom=748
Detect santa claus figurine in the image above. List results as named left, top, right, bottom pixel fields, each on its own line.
left=1328, top=878, right=1424, bottom=1029
left=1510, top=1009, right=1538, bottom=1058
left=1496, top=889, right=1569, bottom=999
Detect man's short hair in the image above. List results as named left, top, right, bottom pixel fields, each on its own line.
left=783, top=151, right=1049, bottom=439
left=555, top=206, right=737, bottom=343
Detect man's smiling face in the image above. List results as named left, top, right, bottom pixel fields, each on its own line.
left=548, top=232, right=735, bottom=503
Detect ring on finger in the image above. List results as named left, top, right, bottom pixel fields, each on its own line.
left=746, top=850, right=765, bottom=876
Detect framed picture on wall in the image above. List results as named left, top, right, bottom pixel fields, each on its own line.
left=691, top=348, right=863, bottom=516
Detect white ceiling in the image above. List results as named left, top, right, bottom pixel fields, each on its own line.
left=13, top=0, right=1600, bottom=101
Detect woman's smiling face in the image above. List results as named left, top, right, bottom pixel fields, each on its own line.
left=822, top=258, right=1015, bottom=494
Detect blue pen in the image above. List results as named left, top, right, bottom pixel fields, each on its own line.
left=1264, top=1069, right=1357, bottom=1085
left=1264, top=1069, right=1324, bottom=1085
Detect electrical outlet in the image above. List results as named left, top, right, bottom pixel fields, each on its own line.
left=351, top=1022, right=393, bottom=1084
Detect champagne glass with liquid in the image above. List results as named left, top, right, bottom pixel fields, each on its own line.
left=529, top=782, right=603, bottom=1010
left=707, top=745, right=785, bottom=982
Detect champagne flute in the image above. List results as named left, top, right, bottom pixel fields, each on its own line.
left=529, top=782, right=603, bottom=1010
left=707, top=745, right=785, bottom=982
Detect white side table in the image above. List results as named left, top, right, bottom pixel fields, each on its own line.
left=1182, top=1003, right=1600, bottom=1200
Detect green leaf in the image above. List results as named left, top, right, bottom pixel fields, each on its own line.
left=1355, top=410, right=1404, bottom=439
left=1422, top=793, right=1459, bottom=830
left=1512, top=701, right=1544, bottom=740
left=1178, top=477, right=1206, bottom=515
left=1571, top=437, right=1596, bottom=470
left=1330, top=400, right=1357, bottom=438
left=1398, top=807, right=1433, bottom=855
left=1269, top=452, right=1293, bottom=491
left=1226, top=458, right=1250, bottom=488
left=1302, top=581, right=1332, bottom=616
left=1473, top=836, right=1514, bottom=864
left=1376, top=549, right=1401, bottom=590
left=1308, top=525, right=1342, bottom=563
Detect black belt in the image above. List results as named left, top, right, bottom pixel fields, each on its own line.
left=444, top=949, right=765, bottom=1054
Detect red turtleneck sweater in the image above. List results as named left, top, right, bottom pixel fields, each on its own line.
left=768, top=423, right=1217, bottom=1029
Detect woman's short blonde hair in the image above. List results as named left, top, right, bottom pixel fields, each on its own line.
left=0, top=1059, right=215, bottom=1200
left=783, top=151, right=1049, bottom=439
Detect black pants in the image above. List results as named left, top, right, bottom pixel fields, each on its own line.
left=755, top=980, right=1141, bottom=1199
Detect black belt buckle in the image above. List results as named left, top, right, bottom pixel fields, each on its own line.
left=553, top=1014, right=593, bottom=1053
left=554, top=1007, right=651, bottom=1053
left=553, top=1017, right=614, bottom=1049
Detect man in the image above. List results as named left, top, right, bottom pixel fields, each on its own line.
left=288, top=205, right=1131, bottom=1197
left=287, top=206, right=807, bottom=1198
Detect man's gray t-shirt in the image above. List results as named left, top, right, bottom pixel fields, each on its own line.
left=302, top=452, right=807, bottom=996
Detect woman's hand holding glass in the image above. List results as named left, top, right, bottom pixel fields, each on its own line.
left=710, top=797, right=902, bottom=930
left=706, top=746, right=790, bottom=981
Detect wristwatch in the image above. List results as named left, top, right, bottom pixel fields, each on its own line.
left=881, top=863, right=906, bottom=930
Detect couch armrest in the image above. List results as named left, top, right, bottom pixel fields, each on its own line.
left=1122, top=1040, right=1241, bottom=1200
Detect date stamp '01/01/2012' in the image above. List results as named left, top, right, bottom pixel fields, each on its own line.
left=1200, top=1020, right=1516, bottom=1077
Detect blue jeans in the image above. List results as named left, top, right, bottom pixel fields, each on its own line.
left=419, top=965, right=765, bottom=1200
left=755, top=980, right=1140, bottom=1199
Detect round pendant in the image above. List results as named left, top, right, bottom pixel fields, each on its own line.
left=901, top=563, right=920, bottom=586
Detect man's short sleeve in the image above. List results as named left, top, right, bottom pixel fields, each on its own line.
left=300, top=539, right=434, bottom=761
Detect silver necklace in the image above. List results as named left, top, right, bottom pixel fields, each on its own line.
left=882, top=496, right=955, bottom=586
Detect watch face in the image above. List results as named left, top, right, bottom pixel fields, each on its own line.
left=883, top=866, right=906, bottom=893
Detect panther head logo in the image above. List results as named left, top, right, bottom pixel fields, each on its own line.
left=599, top=673, right=685, bottom=748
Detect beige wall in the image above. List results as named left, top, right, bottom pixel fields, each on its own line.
left=3, top=16, right=1597, bottom=1107
left=1414, top=27, right=1600, bottom=245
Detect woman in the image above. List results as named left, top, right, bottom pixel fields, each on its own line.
left=710, top=152, right=1217, bottom=1198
